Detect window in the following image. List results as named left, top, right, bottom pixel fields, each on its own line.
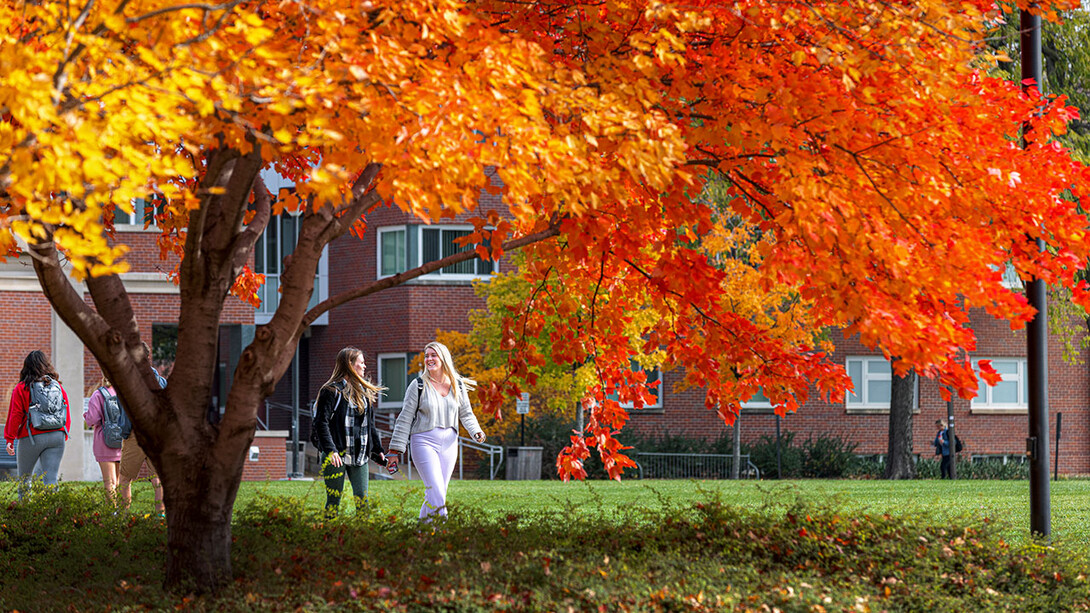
left=971, top=454, right=1026, bottom=465
left=971, top=358, right=1027, bottom=410
left=845, top=356, right=918, bottom=412
left=378, top=354, right=410, bottom=409
left=379, top=227, right=407, bottom=276
left=846, top=356, right=892, bottom=409
left=115, top=197, right=165, bottom=228
left=741, top=388, right=773, bottom=412
left=376, top=224, right=497, bottom=280
left=421, top=226, right=495, bottom=277
left=991, top=262, right=1022, bottom=290
left=607, top=363, right=663, bottom=411
left=254, top=212, right=329, bottom=325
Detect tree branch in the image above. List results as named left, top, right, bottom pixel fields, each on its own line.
left=303, top=225, right=561, bottom=328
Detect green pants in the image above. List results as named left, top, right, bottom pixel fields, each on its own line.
left=321, top=453, right=370, bottom=514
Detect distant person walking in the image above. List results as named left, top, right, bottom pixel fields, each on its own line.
left=4, top=350, right=70, bottom=496
left=118, top=343, right=167, bottom=515
left=387, top=341, right=486, bottom=520
left=934, top=419, right=951, bottom=479
left=84, top=376, right=124, bottom=502
left=312, top=347, right=387, bottom=515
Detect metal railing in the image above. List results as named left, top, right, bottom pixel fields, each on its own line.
left=373, top=412, right=504, bottom=480
left=633, top=452, right=761, bottom=480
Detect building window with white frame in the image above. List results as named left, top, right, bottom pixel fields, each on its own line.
left=844, top=355, right=922, bottom=412
left=971, top=357, right=1027, bottom=410
left=378, top=353, right=410, bottom=409
left=379, top=226, right=407, bottom=276
left=376, top=224, right=497, bottom=281
left=421, top=226, right=495, bottom=278
left=741, top=387, right=773, bottom=413
left=114, top=197, right=165, bottom=229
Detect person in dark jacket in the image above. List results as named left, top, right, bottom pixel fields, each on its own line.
left=934, top=419, right=951, bottom=479
left=313, top=347, right=387, bottom=515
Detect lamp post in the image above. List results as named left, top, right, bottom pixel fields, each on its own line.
left=1021, top=8, right=1051, bottom=540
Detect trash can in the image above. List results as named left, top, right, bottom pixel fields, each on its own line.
left=505, top=446, right=543, bottom=480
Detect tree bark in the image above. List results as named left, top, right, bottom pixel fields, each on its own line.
left=884, top=367, right=917, bottom=479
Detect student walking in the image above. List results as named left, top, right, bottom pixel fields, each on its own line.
left=313, top=347, right=388, bottom=515
left=84, top=377, right=124, bottom=502
left=387, top=341, right=486, bottom=520
left=934, top=419, right=951, bottom=479
left=4, top=350, right=70, bottom=496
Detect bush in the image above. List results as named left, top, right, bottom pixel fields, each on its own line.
left=801, top=434, right=860, bottom=478
left=743, top=431, right=805, bottom=478
left=742, top=431, right=861, bottom=479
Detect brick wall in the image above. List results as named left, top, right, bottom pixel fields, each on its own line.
left=240, top=431, right=288, bottom=481
left=0, top=292, right=55, bottom=401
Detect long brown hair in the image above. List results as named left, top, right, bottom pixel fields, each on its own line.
left=322, top=347, right=384, bottom=413
left=19, top=350, right=59, bottom=386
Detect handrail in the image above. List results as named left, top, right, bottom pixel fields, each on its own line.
left=633, top=451, right=760, bottom=480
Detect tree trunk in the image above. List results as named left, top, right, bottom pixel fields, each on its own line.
left=884, top=368, right=917, bottom=479
left=164, top=495, right=234, bottom=589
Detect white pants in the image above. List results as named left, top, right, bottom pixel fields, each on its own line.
left=410, top=427, right=458, bottom=520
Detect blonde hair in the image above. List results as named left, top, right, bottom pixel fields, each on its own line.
left=96, top=375, right=112, bottom=390
left=323, top=347, right=384, bottom=413
left=419, top=341, right=476, bottom=394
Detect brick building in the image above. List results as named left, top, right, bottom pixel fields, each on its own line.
left=623, top=314, right=1090, bottom=474
left=2, top=179, right=1087, bottom=479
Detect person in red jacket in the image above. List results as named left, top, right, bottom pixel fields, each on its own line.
left=4, top=350, right=70, bottom=496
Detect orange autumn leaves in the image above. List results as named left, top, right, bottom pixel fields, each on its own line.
left=3, top=0, right=1089, bottom=479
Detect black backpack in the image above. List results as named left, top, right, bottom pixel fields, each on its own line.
left=26, top=376, right=66, bottom=441
left=96, top=387, right=125, bottom=449
left=955, top=436, right=964, bottom=453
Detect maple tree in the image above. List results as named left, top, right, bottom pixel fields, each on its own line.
left=3, top=0, right=1090, bottom=593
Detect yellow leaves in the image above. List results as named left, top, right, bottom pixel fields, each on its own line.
left=273, top=128, right=294, bottom=144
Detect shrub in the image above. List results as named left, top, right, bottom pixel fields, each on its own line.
left=743, top=431, right=805, bottom=479
left=801, top=434, right=860, bottom=478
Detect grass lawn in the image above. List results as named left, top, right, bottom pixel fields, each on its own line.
left=4, top=477, right=1090, bottom=610
left=244, top=476, right=1090, bottom=550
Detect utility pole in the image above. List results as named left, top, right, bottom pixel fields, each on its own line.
left=1021, top=9, right=1051, bottom=540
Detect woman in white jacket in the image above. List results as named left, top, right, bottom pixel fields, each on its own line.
left=387, top=341, right=486, bottom=519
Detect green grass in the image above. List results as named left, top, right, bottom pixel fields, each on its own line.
left=243, top=477, right=1090, bottom=549
left=3, top=477, right=1090, bottom=611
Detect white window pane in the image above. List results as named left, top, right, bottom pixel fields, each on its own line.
left=867, top=380, right=891, bottom=405
left=866, top=360, right=890, bottom=376
left=422, top=228, right=440, bottom=264
left=264, top=276, right=279, bottom=312
left=441, top=230, right=474, bottom=274
left=993, top=360, right=1019, bottom=375
left=381, top=231, right=405, bottom=275
left=254, top=235, right=266, bottom=274
left=847, top=360, right=862, bottom=404
left=381, top=358, right=408, bottom=403
left=992, top=381, right=1019, bottom=404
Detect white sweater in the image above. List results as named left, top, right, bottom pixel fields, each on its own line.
left=389, top=378, right=483, bottom=452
